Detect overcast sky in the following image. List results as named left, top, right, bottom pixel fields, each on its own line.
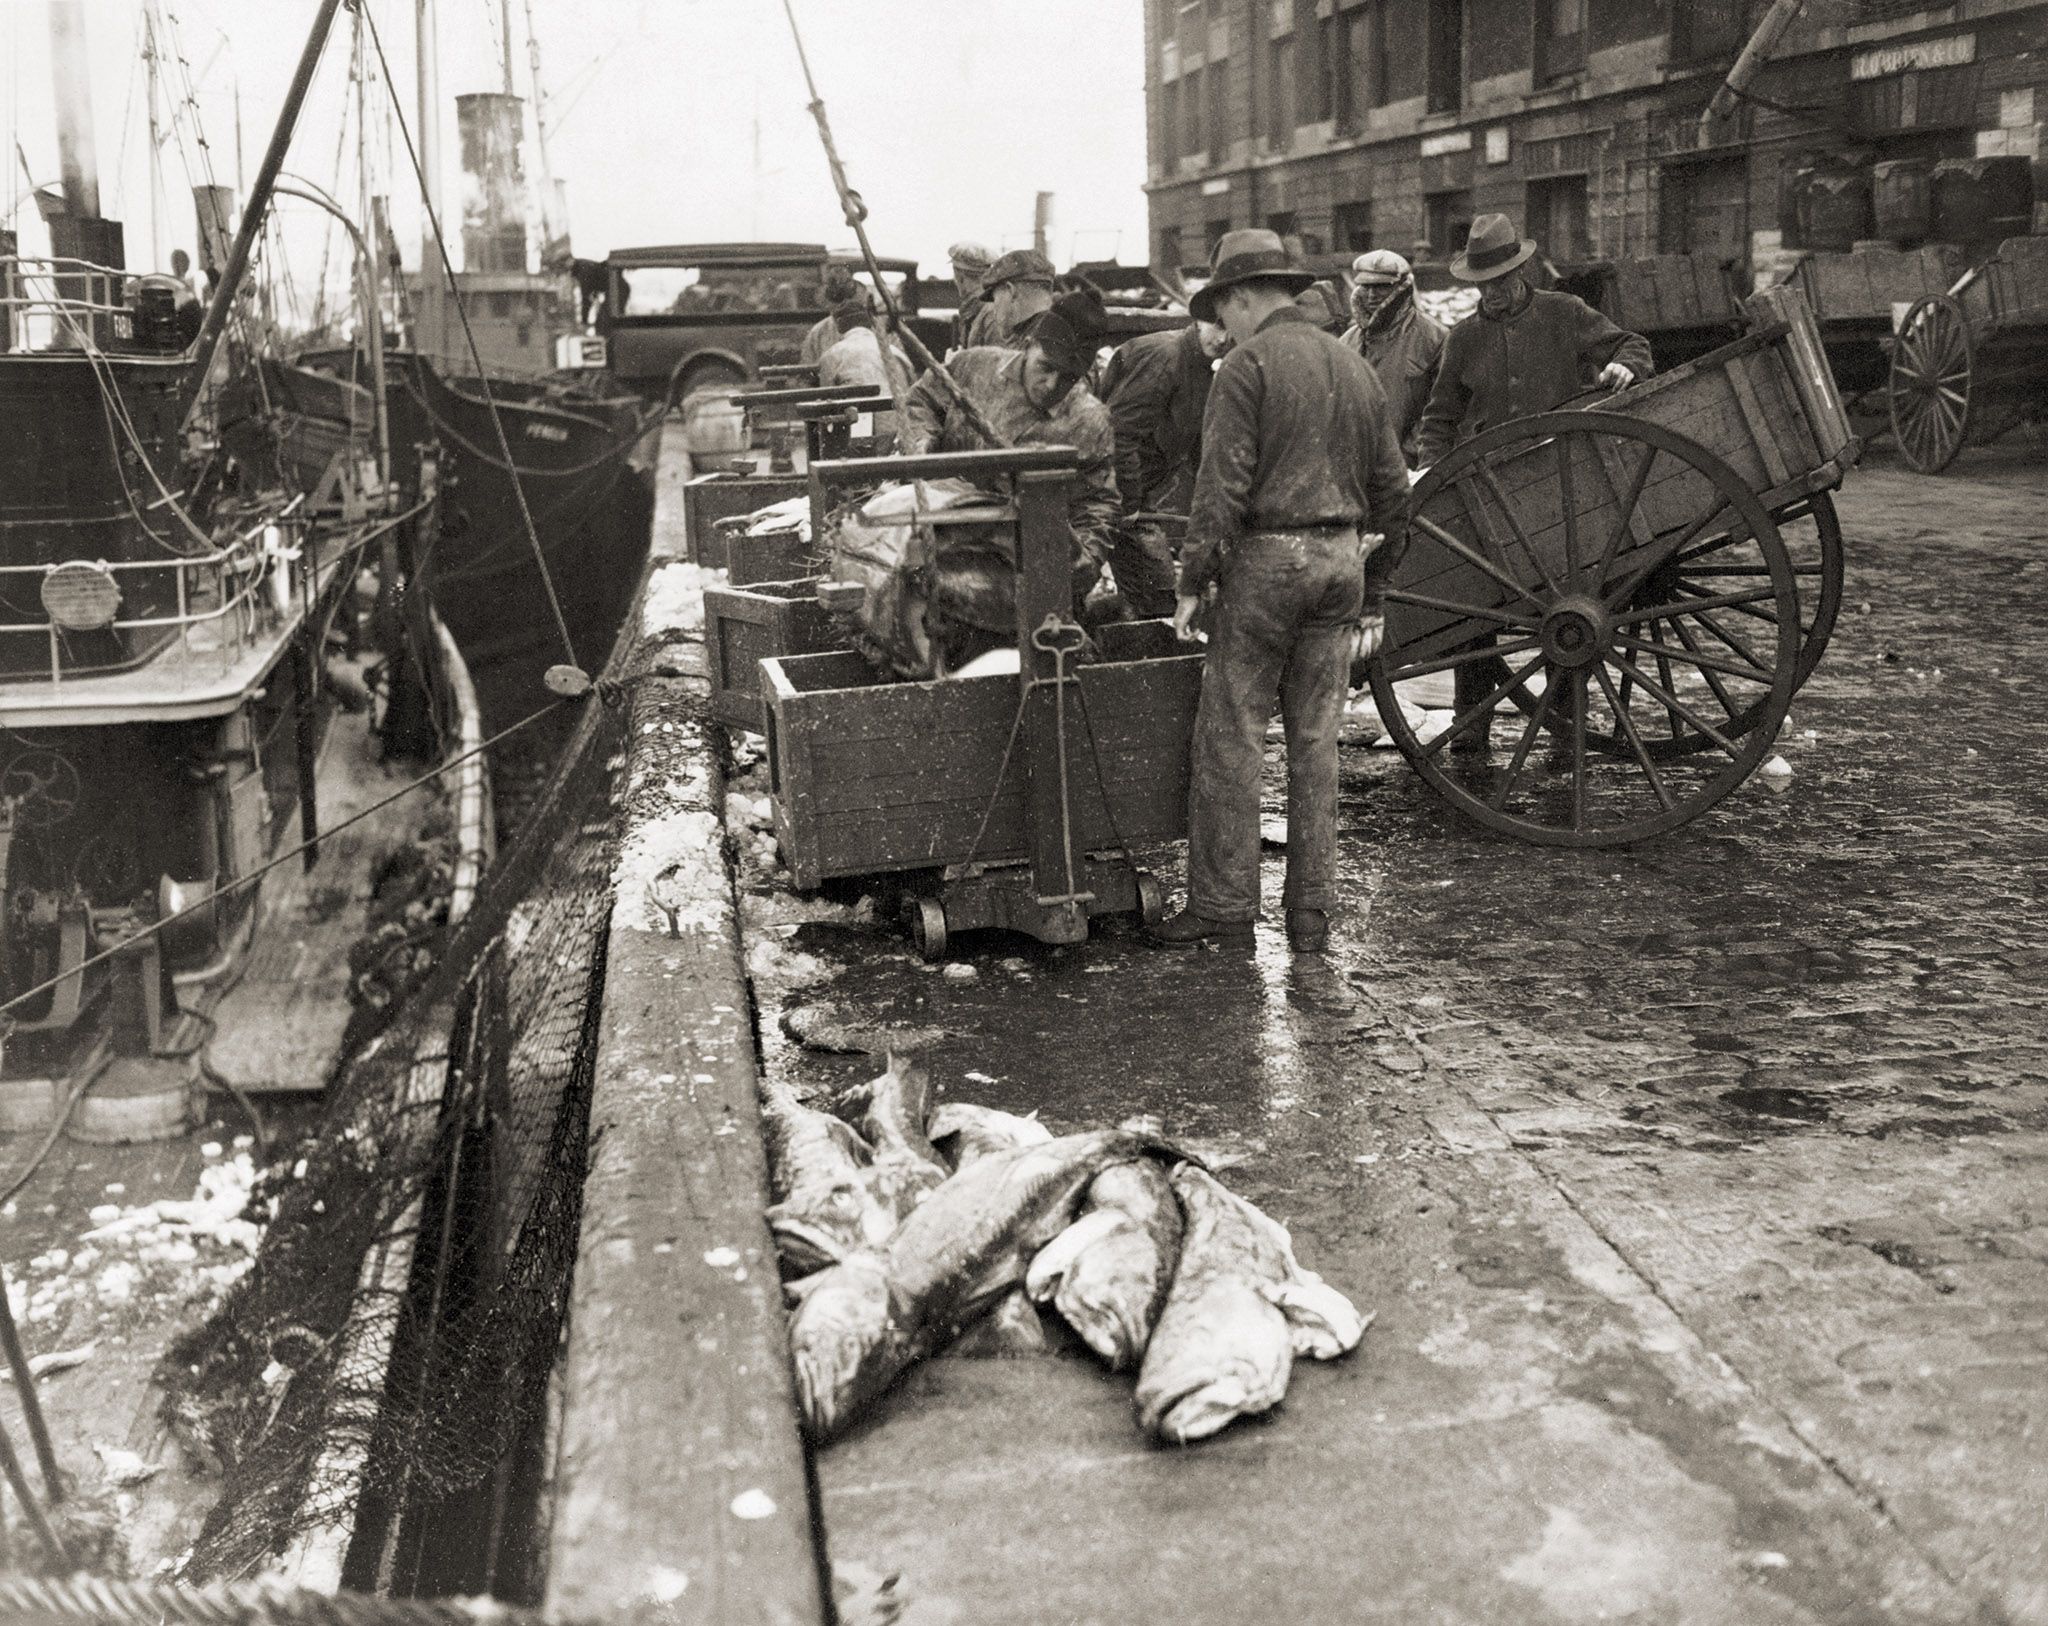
left=3, top=0, right=1150, bottom=314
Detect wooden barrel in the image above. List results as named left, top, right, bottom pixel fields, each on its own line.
left=1873, top=158, right=1932, bottom=245
left=1931, top=157, right=2035, bottom=246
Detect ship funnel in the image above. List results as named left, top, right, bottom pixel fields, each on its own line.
left=456, top=91, right=528, bottom=273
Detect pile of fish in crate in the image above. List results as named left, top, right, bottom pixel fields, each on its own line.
left=767, top=1057, right=1368, bottom=1444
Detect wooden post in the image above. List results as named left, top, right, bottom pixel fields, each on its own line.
left=1015, top=468, right=1087, bottom=939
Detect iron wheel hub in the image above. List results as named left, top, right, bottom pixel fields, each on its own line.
left=1540, top=594, right=1610, bottom=669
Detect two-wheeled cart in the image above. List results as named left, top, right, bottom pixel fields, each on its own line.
left=1887, top=235, right=2048, bottom=474
left=1370, top=285, right=1858, bottom=846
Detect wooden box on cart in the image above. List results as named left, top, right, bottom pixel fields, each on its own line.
left=703, top=579, right=837, bottom=732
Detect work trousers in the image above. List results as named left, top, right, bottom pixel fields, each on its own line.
left=1108, top=519, right=1179, bottom=621
left=1187, top=530, right=1365, bottom=924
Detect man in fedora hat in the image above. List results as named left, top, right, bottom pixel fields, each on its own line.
left=901, top=284, right=1120, bottom=606
left=971, top=248, right=1058, bottom=350
left=1150, top=229, right=1410, bottom=954
left=1415, top=211, right=1650, bottom=466
left=1339, top=249, right=1446, bottom=465
left=1415, top=212, right=1652, bottom=753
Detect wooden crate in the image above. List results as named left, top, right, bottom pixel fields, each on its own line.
left=682, top=472, right=807, bottom=569
left=1982, top=235, right=2048, bottom=327
left=725, top=527, right=818, bottom=586
left=703, top=580, right=837, bottom=733
left=1791, top=245, right=1963, bottom=325
left=1610, top=255, right=1738, bottom=332
left=762, top=622, right=1202, bottom=891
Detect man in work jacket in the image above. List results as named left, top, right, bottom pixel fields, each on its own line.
left=968, top=249, right=1057, bottom=350
left=1414, top=213, right=1653, bottom=751
left=948, top=240, right=995, bottom=354
left=1150, top=230, right=1409, bottom=955
left=1098, top=317, right=1231, bottom=619
left=1338, top=250, right=1446, bottom=466
left=900, top=285, right=1119, bottom=607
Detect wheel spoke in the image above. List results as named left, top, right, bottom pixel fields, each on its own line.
left=1383, top=588, right=1537, bottom=630
left=1570, top=669, right=1588, bottom=832
left=1594, top=662, right=1674, bottom=811
left=1469, top=462, right=1560, bottom=596
left=1614, top=628, right=1773, bottom=685
left=1385, top=636, right=1544, bottom=684
left=1556, top=437, right=1582, bottom=588
left=1603, top=500, right=1735, bottom=608
left=1594, top=444, right=1656, bottom=586
left=1627, top=585, right=1777, bottom=619
left=1661, top=615, right=1746, bottom=720
left=1488, top=673, right=1556, bottom=811
left=1673, top=601, right=1772, bottom=672
left=1648, top=619, right=1685, bottom=740
left=1413, top=514, right=1548, bottom=613
left=1608, top=654, right=1746, bottom=757
left=1421, top=651, right=1549, bottom=761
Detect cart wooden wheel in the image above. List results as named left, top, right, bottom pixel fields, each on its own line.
left=1889, top=294, right=1973, bottom=475
left=1371, top=411, right=1800, bottom=846
left=1134, top=871, right=1166, bottom=928
left=906, top=898, right=949, bottom=961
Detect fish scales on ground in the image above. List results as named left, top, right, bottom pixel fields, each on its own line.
left=1027, top=1158, right=1183, bottom=1371
left=790, top=1129, right=1175, bottom=1440
left=1134, top=1166, right=1368, bottom=1443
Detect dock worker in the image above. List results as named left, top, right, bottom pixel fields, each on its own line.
left=1338, top=250, right=1446, bottom=466
left=900, top=285, right=1119, bottom=611
left=1414, top=213, right=1653, bottom=752
left=1098, top=317, right=1231, bottom=619
left=819, top=296, right=913, bottom=442
left=800, top=267, right=865, bottom=367
left=1150, top=229, right=1409, bottom=955
left=949, top=240, right=995, bottom=352
left=973, top=249, right=1057, bottom=350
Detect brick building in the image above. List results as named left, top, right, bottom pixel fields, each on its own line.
left=1143, top=1, right=2048, bottom=286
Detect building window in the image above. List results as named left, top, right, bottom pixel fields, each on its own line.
left=1209, top=44, right=1230, bottom=151
left=1526, top=175, right=1590, bottom=260
left=1160, top=77, right=1180, bottom=164
left=1535, top=0, right=1585, bottom=84
left=1427, top=0, right=1463, bottom=115
left=1341, top=2, right=1391, bottom=121
left=1267, top=21, right=1295, bottom=147
left=1425, top=189, right=1474, bottom=255
left=1298, top=0, right=1333, bottom=125
left=1183, top=65, right=1205, bottom=156
left=1268, top=210, right=1301, bottom=245
left=1205, top=217, right=1233, bottom=253
left=1334, top=200, right=1375, bottom=253
left=1159, top=226, right=1184, bottom=271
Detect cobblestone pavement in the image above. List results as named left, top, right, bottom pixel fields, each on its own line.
left=737, top=445, right=2048, bottom=1626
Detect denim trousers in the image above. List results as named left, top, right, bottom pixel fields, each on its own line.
left=1187, top=530, right=1364, bottom=923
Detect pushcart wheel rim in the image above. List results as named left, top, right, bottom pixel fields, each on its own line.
left=1888, top=294, right=1972, bottom=476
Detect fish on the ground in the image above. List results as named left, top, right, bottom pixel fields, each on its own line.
left=927, top=1101, right=1053, bottom=1170
left=946, top=1287, right=1052, bottom=1358
left=760, top=1083, right=894, bottom=1275
left=790, top=1129, right=1172, bottom=1440
left=840, top=1054, right=949, bottom=1218
left=1027, top=1158, right=1182, bottom=1370
left=1134, top=1166, right=1367, bottom=1443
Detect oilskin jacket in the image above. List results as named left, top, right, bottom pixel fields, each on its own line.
left=798, top=312, right=841, bottom=369
left=1100, top=324, right=1214, bottom=517
left=1337, top=303, right=1448, bottom=465
left=1180, top=306, right=1411, bottom=611
left=899, top=346, right=1121, bottom=567
left=1414, top=288, right=1652, bottom=467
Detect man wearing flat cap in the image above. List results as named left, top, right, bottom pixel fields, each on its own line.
left=1339, top=249, right=1446, bottom=465
left=971, top=248, right=1058, bottom=350
left=948, top=240, right=995, bottom=353
left=1151, top=229, right=1409, bottom=955
left=1415, top=213, right=1652, bottom=751
left=901, top=285, right=1120, bottom=608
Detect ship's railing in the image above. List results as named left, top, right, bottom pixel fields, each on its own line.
left=1, top=254, right=145, bottom=350
left=0, top=503, right=313, bottom=686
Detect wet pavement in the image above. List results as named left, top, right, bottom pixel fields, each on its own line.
left=737, top=445, right=2048, bottom=1625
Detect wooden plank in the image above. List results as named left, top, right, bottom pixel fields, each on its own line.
left=1724, top=357, right=1793, bottom=488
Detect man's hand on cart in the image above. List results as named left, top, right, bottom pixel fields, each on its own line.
left=1598, top=361, right=1636, bottom=391
left=1353, top=613, right=1385, bottom=663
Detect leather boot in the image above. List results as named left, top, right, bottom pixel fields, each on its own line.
left=1146, top=908, right=1253, bottom=947
left=1286, top=908, right=1330, bottom=952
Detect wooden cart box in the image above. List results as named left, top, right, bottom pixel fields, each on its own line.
left=761, top=623, right=1201, bottom=892
left=682, top=472, right=807, bottom=569
left=703, top=580, right=837, bottom=732
left=1394, top=286, right=1854, bottom=668
left=1972, top=235, right=2048, bottom=325
left=725, top=527, right=818, bottom=586
left=1790, top=245, right=1962, bottom=324
left=1608, top=255, right=1739, bottom=333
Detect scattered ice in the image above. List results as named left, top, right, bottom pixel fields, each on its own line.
left=200, top=1142, right=223, bottom=1159
left=1760, top=755, right=1793, bottom=780
left=941, top=963, right=978, bottom=983
left=729, top=1489, right=777, bottom=1520
left=702, top=1247, right=741, bottom=1269
left=645, top=1566, right=690, bottom=1604
left=642, top=560, right=725, bottom=638
left=93, top=1444, right=160, bottom=1486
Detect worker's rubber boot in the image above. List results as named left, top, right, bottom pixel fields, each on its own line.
left=1146, top=908, right=1254, bottom=948
left=1286, top=909, right=1330, bottom=953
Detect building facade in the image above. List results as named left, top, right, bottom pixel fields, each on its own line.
left=1144, top=0, right=2048, bottom=285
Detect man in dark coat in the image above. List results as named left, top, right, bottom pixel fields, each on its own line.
left=1337, top=250, right=1446, bottom=465
left=1098, top=318, right=1231, bottom=618
left=971, top=249, right=1057, bottom=349
left=1414, top=213, right=1652, bottom=752
left=947, top=240, right=995, bottom=354
left=1150, top=231, right=1410, bottom=954
left=1414, top=213, right=1651, bottom=467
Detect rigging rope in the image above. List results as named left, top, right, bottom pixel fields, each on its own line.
left=359, top=3, right=581, bottom=676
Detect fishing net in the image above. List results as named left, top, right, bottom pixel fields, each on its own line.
left=155, top=659, right=632, bottom=1599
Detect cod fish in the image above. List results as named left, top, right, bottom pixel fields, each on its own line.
left=1026, top=1158, right=1182, bottom=1370
left=761, top=1083, right=893, bottom=1275
left=790, top=1129, right=1170, bottom=1440
left=1134, top=1167, right=1369, bottom=1443
left=840, top=1054, right=949, bottom=1219
left=927, top=1101, right=1053, bottom=1170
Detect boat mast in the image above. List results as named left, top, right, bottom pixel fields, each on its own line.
left=416, top=0, right=443, bottom=355
left=184, top=0, right=347, bottom=402
left=143, top=9, right=167, bottom=267
left=45, top=1, right=102, bottom=221
left=522, top=0, right=561, bottom=250
left=354, top=6, right=391, bottom=490
left=499, top=0, right=517, bottom=96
